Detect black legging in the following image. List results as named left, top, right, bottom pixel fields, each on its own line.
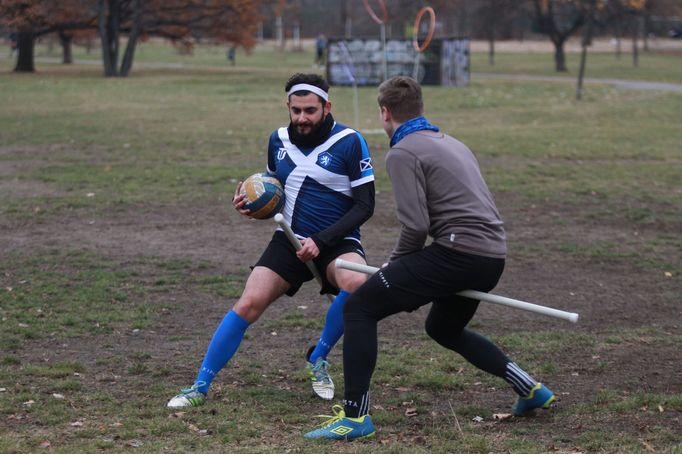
left=343, top=244, right=510, bottom=417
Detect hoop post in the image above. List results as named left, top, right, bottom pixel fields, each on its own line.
left=412, top=6, right=436, bottom=81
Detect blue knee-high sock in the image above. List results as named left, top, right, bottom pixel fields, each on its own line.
left=308, top=290, right=350, bottom=363
left=195, top=310, right=250, bottom=394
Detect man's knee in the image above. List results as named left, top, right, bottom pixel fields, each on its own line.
left=424, top=315, right=441, bottom=342
left=425, top=315, right=457, bottom=345
left=339, top=273, right=367, bottom=293
left=343, top=292, right=364, bottom=318
left=233, top=296, right=269, bottom=323
left=342, top=282, right=388, bottom=322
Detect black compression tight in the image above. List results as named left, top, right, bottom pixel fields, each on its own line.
left=342, top=245, right=510, bottom=418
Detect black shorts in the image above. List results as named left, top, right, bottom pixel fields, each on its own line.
left=254, top=231, right=366, bottom=296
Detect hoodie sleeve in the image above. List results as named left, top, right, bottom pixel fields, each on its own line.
left=385, top=148, right=429, bottom=260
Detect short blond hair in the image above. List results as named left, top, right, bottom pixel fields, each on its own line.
left=377, top=76, right=423, bottom=123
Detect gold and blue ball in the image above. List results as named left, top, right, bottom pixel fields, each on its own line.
left=239, top=173, right=285, bottom=219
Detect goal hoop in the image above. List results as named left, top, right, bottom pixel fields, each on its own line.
left=362, top=0, right=388, bottom=25
left=413, top=6, right=436, bottom=53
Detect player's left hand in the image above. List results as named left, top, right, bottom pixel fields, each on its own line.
left=297, top=238, right=320, bottom=262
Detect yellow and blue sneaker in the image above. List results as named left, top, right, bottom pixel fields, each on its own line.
left=512, top=383, right=556, bottom=416
left=166, top=382, right=206, bottom=409
left=304, top=405, right=376, bottom=440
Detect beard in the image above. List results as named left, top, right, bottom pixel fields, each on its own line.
left=287, top=112, right=335, bottom=149
left=291, top=114, right=325, bottom=136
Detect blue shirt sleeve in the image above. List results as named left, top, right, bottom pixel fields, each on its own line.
left=345, top=132, right=374, bottom=186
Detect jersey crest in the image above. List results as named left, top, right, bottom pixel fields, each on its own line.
left=317, top=151, right=333, bottom=168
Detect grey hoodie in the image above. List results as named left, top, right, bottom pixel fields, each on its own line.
left=386, top=130, right=507, bottom=261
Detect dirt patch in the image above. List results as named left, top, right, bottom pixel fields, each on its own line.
left=1, top=174, right=680, bottom=450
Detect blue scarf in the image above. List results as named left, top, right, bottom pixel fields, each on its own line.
left=390, top=116, right=440, bottom=147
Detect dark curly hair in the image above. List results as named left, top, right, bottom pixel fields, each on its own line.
left=285, top=73, right=329, bottom=104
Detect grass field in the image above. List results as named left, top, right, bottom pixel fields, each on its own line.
left=1, top=41, right=681, bottom=453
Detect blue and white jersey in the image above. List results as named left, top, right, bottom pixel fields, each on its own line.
left=267, top=122, right=374, bottom=243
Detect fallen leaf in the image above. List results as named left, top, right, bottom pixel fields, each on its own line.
left=52, top=393, right=65, bottom=399
left=657, top=405, right=664, bottom=413
left=170, top=412, right=186, bottom=418
left=405, top=407, right=418, bottom=417
left=23, top=400, right=35, bottom=407
left=40, top=441, right=51, bottom=448
left=110, top=422, right=123, bottom=427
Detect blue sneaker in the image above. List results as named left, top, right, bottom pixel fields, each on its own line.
left=304, top=405, right=376, bottom=440
left=512, top=383, right=556, bottom=416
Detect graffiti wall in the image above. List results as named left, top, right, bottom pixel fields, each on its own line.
left=327, top=37, right=469, bottom=87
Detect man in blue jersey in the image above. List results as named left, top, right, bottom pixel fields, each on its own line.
left=167, top=73, right=375, bottom=408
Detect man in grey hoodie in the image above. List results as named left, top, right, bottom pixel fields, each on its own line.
left=305, top=76, right=556, bottom=441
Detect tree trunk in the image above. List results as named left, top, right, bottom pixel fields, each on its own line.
left=614, top=19, right=622, bottom=59
left=59, top=31, right=73, bottom=64
left=487, top=0, right=496, bottom=65
left=553, top=38, right=567, bottom=72
left=14, top=30, right=35, bottom=73
left=631, top=16, right=639, bottom=68
left=488, top=33, right=495, bottom=66
left=99, top=0, right=123, bottom=76
left=576, top=0, right=595, bottom=100
left=119, top=0, right=142, bottom=76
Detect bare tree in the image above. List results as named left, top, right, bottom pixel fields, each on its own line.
left=576, top=0, right=596, bottom=99
left=531, top=0, right=587, bottom=72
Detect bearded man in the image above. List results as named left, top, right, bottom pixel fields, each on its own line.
left=167, top=73, right=375, bottom=408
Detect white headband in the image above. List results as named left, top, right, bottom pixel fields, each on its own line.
left=287, top=83, right=329, bottom=102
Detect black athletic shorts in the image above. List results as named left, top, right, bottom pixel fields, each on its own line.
left=254, top=231, right=366, bottom=297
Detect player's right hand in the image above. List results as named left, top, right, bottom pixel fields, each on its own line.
left=232, top=181, right=252, bottom=217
